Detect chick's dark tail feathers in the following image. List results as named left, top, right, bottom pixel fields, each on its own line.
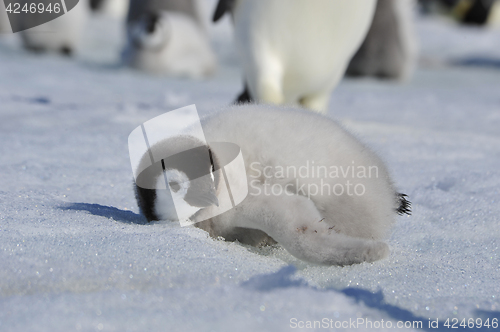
left=396, top=193, right=412, bottom=215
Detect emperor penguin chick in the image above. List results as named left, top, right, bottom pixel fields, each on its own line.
left=125, top=10, right=216, bottom=78
left=213, top=0, right=377, bottom=113
left=124, top=0, right=215, bottom=78
left=134, top=105, right=411, bottom=266
left=134, top=135, right=220, bottom=222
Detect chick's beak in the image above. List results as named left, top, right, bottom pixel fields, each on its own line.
left=184, top=183, right=219, bottom=208
left=208, top=190, right=219, bottom=207
left=194, top=187, right=219, bottom=208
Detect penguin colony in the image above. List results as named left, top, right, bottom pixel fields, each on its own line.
left=126, top=0, right=412, bottom=265
left=2, top=0, right=414, bottom=264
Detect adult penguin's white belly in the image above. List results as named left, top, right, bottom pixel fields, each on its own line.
left=232, top=0, right=377, bottom=113
left=18, top=0, right=89, bottom=56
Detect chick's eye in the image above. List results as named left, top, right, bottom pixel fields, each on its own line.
left=169, top=182, right=181, bottom=193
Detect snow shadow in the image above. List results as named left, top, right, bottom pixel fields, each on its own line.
left=242, top=266, right=424, bottom=325
left=475, top=309, right=500, bottom=319
left=12, top=95, right=51, bottom=105
left=242, top=266, right=499, bottom=330
left=241, top=265, right=307, bottom=291
left=341, top=287, right=428, bottom=329
left=341, top=288, right=499, bottom=331
left=452, top=57, right=500, bottom=69
left=60, top=203, right=147, bottom=224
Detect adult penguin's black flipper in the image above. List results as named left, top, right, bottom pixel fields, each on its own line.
left=213, top=0, right=235, bottom=22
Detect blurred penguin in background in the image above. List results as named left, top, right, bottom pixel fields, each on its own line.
left=346, top=0, right=418, bottom=81
left=127, top=0, right=203, bottom=26
left=89, top=0, right=129, bottom=19
left=17, top=0, right=89, bottom=56
left=452, top=0, right=500, bottom=25
left=123, top=0, right=216, bottom=78
left=419, top=0, right=500, bottom=26
left=0, top=1, right=12, bottom=34
left=213, top=0, right=377, bottom=113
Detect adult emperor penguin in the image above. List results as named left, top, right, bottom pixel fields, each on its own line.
left=17, top=0, right=89, bottom=55
left=134, top=105, right=411, bottom=266
left=124, top=0, right=216, bottom=78
left=346, top=0, right=418, bottom=80
left=213, top=0, right=377, bottom=113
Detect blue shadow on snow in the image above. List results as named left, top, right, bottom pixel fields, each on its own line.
left=242, top=265, right=500, bottom=331
left=60, top=203, right=147, bottom=225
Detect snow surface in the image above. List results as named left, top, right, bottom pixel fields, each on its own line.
left=0, top=5, right=499, bottom=332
